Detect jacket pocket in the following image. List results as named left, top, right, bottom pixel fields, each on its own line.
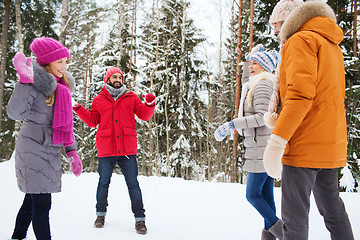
left=253, top=128, right=257, bottom=143
left=122, top=127, right=138, bottom=153
left=96, top=128, right=113, bottom=155
left=20, top=124, right=45, bottom=145
left=244, top=128, right=256, bottom=145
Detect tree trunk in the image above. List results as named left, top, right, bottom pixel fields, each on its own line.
left=14, top=0, right=24, bottom=139
left=165, top=57, right=171, bottom=177
left=117, top=0, right=124, bottom=67
left=232, top=0, right=243, bottom=183
left=155, top=114, right=160, bottom=176
left=179, top=0, right=186, bottom=102
left=249, top=0, right=254, bottom=50
left=59, top=0, right=69, bottom=45
left=129, top=0, right=137, bottom=89
left=147, top=0, right=161, bottom=176
left=353, top=0, right=358, bottom=57
left=83, top=32, right=90, bottom=104
left=0, top=0, right=10, bottom=132
left=207, top=72, right=212, bottom=180
left=15, top=0, right=23, bottom=52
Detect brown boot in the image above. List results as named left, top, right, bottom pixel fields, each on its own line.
left=94, top=216, right=105, bottom=228
left=135, top=221, right=147, bottom=235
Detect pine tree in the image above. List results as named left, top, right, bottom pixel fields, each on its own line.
left=0, top=0, right=60, bottom=161
left=64, top=0, right=102, bottom=172
left=327, top=0, right=360, bottom=191
left=138, top=0, right=206, bottom=179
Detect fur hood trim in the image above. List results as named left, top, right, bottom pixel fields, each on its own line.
left=280, top=1, right=336, bottom=43
left=254, top=71, right=275, bottom=82
left=32, top=60, right=76, bottom=97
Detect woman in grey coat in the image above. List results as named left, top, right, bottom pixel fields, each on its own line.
left=7, top=37, right=82, bottom=240
left=214, top=45, right=283, bottom=240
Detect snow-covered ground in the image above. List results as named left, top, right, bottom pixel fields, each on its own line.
left=1, top=159, right=359, bottom=240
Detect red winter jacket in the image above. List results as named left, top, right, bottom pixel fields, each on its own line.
left=74, top=87, right=155, bottom=157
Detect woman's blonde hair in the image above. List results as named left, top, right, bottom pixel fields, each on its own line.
left=43, top=65, right=71, bottom=106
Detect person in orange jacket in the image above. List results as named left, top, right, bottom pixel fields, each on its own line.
left=263, top=2, right=354, bottom=240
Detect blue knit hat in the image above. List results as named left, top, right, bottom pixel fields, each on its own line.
left=245, top=44, right=279, bottom=72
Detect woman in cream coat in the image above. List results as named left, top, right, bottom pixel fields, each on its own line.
left=215, top=45, right=282, bottom=240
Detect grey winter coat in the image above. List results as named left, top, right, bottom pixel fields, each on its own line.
left=233, top=71, right=274, bottom=173
left=7, top=60, right=76, bottom=194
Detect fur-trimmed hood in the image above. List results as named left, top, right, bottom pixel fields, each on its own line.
left=279, top=1, right=340, bottom=43
left=32, top=59, right=76, bottom=97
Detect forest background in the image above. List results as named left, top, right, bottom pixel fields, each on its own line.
left=0, top=0, right=359, bottom=191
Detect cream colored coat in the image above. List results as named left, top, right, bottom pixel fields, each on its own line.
left=234, top=71, right=274, bottom=173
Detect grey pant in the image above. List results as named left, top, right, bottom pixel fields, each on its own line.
left=281, top=164, right=354, bottom=240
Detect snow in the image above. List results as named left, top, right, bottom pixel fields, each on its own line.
left=1, top=158, right=359, bottom=240
left=3, top=2, right=359, bottom=238
left=340, top=164, right=356, bottom=192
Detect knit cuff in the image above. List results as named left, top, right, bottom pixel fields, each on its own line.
left=270, top=134, right=288, bottom=145
left=145, top=101, right=156, bottom=107
left=19, top=75, right=34, bottom=84
left=64, top=141, right=78, bottom=153
left=73, top=104, right=81, bottom=111
left=232, top=117, right=246, bottom=130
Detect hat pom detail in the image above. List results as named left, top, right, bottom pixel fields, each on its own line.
left=252, top=44, right=264, bottom=53
left=246, top=44, right=264, bottom=61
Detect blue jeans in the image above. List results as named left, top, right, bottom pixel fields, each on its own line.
left=96, top=155, right=145, bottom=220
left=246, top=172, right=278, bottom=230
left=12, top=193, right=52, bottom=240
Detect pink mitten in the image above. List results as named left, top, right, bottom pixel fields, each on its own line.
left=66, top=150, right=83, bottom=177
left=143, top=94, right=156, bottom=106
left=13, top=52, right=34, bottom=84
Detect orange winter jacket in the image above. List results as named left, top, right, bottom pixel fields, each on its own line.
left=273, top=16, right=347, bottom=169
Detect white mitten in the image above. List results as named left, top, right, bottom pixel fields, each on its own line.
left=263, top=134, right=287, bottom=178
left=214, top=121, right=235, bottom=141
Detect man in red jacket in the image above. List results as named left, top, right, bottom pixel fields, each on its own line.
left=73, top=67, right=155, bottom=235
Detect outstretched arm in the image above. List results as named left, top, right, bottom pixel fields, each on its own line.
left=73, top=101, right=100, bottom=128
left=134, top=94, right=155, bottom=121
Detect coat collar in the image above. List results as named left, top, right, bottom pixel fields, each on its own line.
left=279, top=1, right=339, bottom=43
left=100, top=86, right=132, bottom=102
left=32, top=60, right=75, bottom=97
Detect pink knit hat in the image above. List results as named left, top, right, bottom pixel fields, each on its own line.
left=29, top=37, right=70, bottom=65
left=269, top=0, right=303, bottom=24
left=103, top=67, right=124, bottom=83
